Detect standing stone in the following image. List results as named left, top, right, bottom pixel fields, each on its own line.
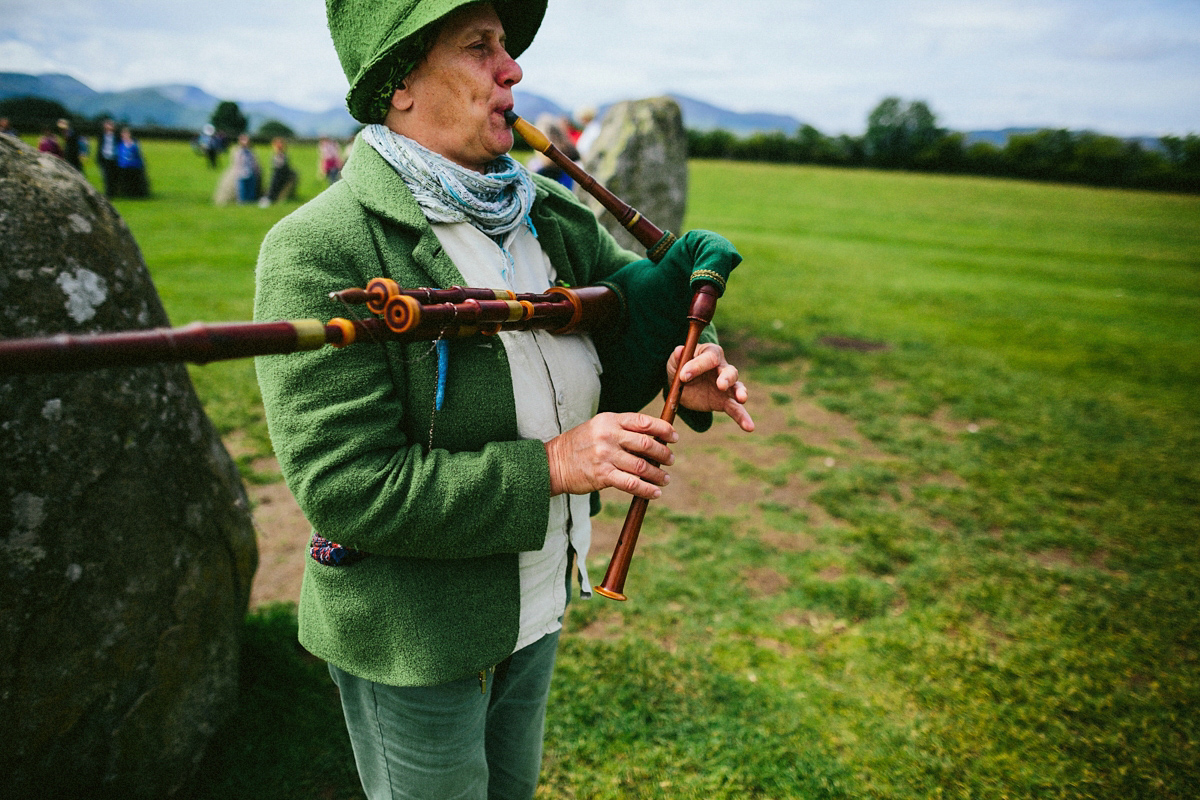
left=0, top=136, right=258, bottom=797
left=574, top=96, right=689, bottom=254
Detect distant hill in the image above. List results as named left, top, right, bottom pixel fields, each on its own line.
left=1, top=72, right=806, bottom=139
left=0, top=72, right=98, bottom=111
left=962, top=128, right=1041, bottom=147
left=512, top=91, right=570, bottom=125
left=963, top=127, right=1166, bottom=154
left=515, top=91, right=805, bottom=136
left=0, top=72, right=360, bottom=137
left=666, top=94, right=803, bottom=136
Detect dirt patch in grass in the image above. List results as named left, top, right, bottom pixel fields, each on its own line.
left=245, top=481, right=310, bottom=608
left=1029, top=547, right=1123, bottom=577
left=926, top=406, right=994, bottom=438
left=758, top=529, right=818, bottom=552
left=817, top=564, right=845, bottom=582
left=569, top=609, right=627, bottom=641
left=743, top=566, right=791, bottom=596
left=818, top=335, right=890, bottom=352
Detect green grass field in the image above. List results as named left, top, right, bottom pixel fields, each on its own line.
left=79, top=141, right=1199, bottom=798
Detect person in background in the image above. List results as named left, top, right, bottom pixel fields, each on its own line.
left=57, top=118, right=83, bottom=171
left=37, top=126, right=63, bottom=158
left=574, top=105, right=602, bottom=159
left=197, top=124, right=221, bottom=168
left=96, top=119, right=119, bottom=197
left=525, top=113, right=578, bottom=188
left=254, top=2, right=753, bottom=799
left=115, top=127, right=149, bottom=198
left=317, top=136, right=343, bottom=184
left=260, top=136, right=298, bottom=206
left=0, top=117, right=18, bottom=137
left=234, top=133, right=262, bottom=204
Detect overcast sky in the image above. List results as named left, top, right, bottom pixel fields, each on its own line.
left=2, top=0, right=1198, bottom=136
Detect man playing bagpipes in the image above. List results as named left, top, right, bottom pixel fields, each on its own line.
left=253, top=2, right=754, bottom=798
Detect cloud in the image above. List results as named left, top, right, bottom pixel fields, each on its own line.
left=0, top=40, right=60, bottom=74
left=1, top=0, right=348, bottom=110
left=519, top=0, right=1200, bottom=134
left=2, top=0, right=1198, bottom=135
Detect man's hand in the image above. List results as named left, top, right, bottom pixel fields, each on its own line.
left=669, top=342, right=755, bottom=432
left=545, top=412, right=678, bottom=499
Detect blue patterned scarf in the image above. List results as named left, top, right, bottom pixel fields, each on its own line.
left=362, top=124, right=535, bottom=240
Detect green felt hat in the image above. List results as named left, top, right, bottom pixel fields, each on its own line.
left=328, top=0, right=547, bottom=124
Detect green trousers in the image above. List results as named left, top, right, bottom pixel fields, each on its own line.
left=329, top=631, right=560, bottom=800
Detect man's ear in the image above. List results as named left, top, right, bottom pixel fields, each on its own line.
left=389, top=84, right=414, bottom=113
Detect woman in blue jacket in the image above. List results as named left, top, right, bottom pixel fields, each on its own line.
left=115, top=127, right=149, bottom=198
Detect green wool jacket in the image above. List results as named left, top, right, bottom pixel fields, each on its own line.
left=254, top=138, right=707, bottom=687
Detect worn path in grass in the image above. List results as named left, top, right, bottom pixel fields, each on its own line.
left=242, top=352, right=973, bottom=610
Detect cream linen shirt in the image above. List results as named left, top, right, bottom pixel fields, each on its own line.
left=432, top=220, right=600, bottom=652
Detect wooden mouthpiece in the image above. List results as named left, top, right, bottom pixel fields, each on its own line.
left=505, top=110, right=676, bottom=262
left=505, top=110, right=550, bottom=152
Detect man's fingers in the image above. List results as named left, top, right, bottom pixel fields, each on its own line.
left=618, top=429, right=674, bottom=466
left=610, top=450, right=671, bottom=485
left=605, top=459, right=668, bottom=499
left=675, top=344, right=724, bottom=383
left=621, top=412, right=678, bottom=443
left=724, top=393, right=756, bottom=432
left=715, top=363, right=741, bottom=392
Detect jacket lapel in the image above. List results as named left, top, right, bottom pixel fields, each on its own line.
left=340, top=135, right=465, bottom=290
left=340, top=135, right=572, bottom=291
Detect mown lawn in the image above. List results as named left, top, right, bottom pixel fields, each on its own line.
left=88, top=142, right=1198, bottom=799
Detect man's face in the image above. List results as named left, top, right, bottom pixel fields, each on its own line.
left=388, top=3, right=523, bottom=171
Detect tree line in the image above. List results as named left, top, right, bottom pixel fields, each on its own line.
left=7, top=92, right=1197, bottom=193
left=688, top=97, right=1200, bottom=193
